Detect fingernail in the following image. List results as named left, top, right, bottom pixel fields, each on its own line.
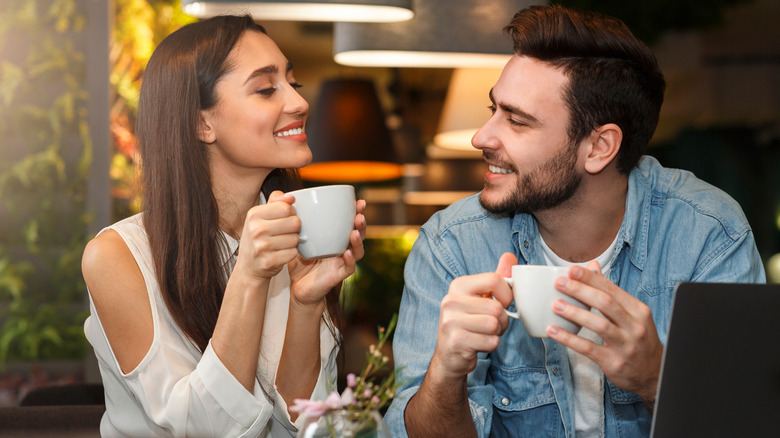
left=570, top=266, right=583, bottom=279
left=553, top=300, right=567, bottom=312
left=548, top=326, right=559, bottom=335
left=555, top=277, right=569, bottom=287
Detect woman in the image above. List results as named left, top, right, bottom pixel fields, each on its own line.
left=81, top=15, right=366, bottom=437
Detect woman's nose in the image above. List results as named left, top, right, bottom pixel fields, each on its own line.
left=286, top=85, right=309, bottom=116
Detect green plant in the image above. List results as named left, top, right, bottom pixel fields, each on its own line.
left=110, top=0, right=195, bottom=220
left=291, top=315, right=399, bottom=436
left=0, top=0, right=93, bottom=366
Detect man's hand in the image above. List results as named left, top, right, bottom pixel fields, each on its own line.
left=405, top=252, right=516, bottom=438
left=430, top=253, right=516, bottom=380
left=547, top=261, right=663, bottom=403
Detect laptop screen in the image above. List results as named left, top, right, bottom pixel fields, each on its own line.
left=650, top=282, right=780, bottom=437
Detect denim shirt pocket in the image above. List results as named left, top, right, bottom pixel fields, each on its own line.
left=606, top=379, right=642, bottom=404
left=490, top=365, right=557, bottom=411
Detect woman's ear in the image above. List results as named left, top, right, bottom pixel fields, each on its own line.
left=198, top=110, right=217, bottom=144
left=584, top=123, right=622, bottom=174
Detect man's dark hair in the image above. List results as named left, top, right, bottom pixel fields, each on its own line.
left=505, top=5, right=666, bottom=173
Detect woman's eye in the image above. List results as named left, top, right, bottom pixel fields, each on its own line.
left=257, top=87, right=276, bottom=96
left=290, top=82, right=303, bottom=89
left=487, top=104, right=496, bottom=114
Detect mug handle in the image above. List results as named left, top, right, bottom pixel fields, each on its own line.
left=503, top=276, right=520, bottom=319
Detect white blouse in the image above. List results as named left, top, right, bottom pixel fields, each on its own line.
left=84, top=213, right=339, bottom=437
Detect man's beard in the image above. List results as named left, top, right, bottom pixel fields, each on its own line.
left=479, top=143, right=581, bottom=215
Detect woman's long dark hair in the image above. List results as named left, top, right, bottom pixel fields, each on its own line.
left=136, top=15, right=341, bottom=352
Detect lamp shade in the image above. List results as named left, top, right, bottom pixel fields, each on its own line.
left=181, top=0, right=414, bottom=22
left=334, top=0, right=542, bottom=68
left=300, top=78, right=403, bottom=182
left=434, top=68, right=503, bottom=151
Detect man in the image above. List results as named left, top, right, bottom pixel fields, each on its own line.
left=384, top=5, right=765, bottom=438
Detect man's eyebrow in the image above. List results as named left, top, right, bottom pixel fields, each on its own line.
left=489, top=88, right=540, bottom=125
left=243, top=64, right=279, bottom=85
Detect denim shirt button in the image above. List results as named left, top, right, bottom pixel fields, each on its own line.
left=552, top=367, right=560, bottom=376
left=500, top=397, right=510, bottom=406
left=523, top=240, right=529, bottom=248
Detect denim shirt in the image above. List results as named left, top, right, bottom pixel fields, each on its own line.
left=385, top=156, right=765, bottom=438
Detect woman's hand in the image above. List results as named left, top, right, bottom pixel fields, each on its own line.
left=288, top=199, right=367, bottom=308
left=234, top=191, right=300, bottom=281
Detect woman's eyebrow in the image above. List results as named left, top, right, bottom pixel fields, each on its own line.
left=243, top=64, right=278, bottom=85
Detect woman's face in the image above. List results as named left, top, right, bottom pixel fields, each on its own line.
left=200, top=30, right=311, bottom=182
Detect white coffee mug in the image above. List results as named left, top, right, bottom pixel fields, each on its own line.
left=504, top=265, right=590, bottom=337
left=286, top=185, right=356, bottom=260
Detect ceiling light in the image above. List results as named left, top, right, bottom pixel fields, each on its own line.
left=300, top=78, right=403, bottom=183
left=334, top=0, right=543, bottom=68
left=181, top=0, right=414, bottom=23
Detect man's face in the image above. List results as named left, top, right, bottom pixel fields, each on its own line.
left=472, top=55, right=583, bottom=215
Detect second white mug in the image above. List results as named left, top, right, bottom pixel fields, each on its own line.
left=504, top=265, right=590, bottom=337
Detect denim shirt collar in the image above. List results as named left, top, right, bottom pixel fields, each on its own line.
left=508, top=156, right=658, bottom=272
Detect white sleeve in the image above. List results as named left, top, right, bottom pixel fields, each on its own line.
left=124, top=340, right=274, bottom=437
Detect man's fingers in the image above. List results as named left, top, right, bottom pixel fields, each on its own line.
left=450, top=273, right=514, bottom=307
left=495, top=252, right=517, bottom=278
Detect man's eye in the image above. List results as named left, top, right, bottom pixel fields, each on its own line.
left=487, top=105, right=496, bottom=114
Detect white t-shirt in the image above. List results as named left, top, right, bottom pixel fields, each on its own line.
left=539, top=233, right=619, bottom=438
left=84, top=213, right=339, bottom=437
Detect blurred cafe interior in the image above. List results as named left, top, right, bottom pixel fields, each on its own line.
left=0, top=0, right=777, bottom=424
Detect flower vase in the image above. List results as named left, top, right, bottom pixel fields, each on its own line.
left=297, top=409, right=390, bottom=438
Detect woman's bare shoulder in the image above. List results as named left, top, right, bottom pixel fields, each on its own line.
left=82, top=229, right=155, bottom=373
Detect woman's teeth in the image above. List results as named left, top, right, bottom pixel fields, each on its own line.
left=275, top=127, right=303, bottom=137
left=489, top=165, right=513, bottom=174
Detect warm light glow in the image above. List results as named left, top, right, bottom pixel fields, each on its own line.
left=433, top=129, right=480, bottom=151
left=299, top=161, right=403, bottom=182
left=334, top=50, right=512, bottom=68
left=403, top=191, right=478, bottom=206
left=182, top=2, right=414, bottom=22
left=776, top=209, right=780, bottom=231
left=767, top=253, right=780, bottom=283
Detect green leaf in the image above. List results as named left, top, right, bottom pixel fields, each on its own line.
left=0, top=62, right=25, bottom=107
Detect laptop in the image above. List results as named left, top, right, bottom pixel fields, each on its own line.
left=650, top=282, right=780, bottom=437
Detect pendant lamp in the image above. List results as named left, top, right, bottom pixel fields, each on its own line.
left=181, top=0, right=414, bottom=22
left=434, top=68, right=504, bottom=151
left=299, top=78, right=403, bottom=183
left=334, top=0, right=543, bottom=68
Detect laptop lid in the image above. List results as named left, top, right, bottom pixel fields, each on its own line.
left=650, top=282, right=780, bottom=437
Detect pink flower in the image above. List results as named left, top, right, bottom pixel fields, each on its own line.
left=340, top=387, right=355, bottom=406
left=347, top=373, right=357, bottom=388
left=290, top=398, right=327, bottom=418
left=324, top=391, right=343, bottom=410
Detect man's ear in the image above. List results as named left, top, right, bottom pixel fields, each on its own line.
left=583, top=123, right=622, bottom=174
left=198, top=110, right=216, bottom=144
